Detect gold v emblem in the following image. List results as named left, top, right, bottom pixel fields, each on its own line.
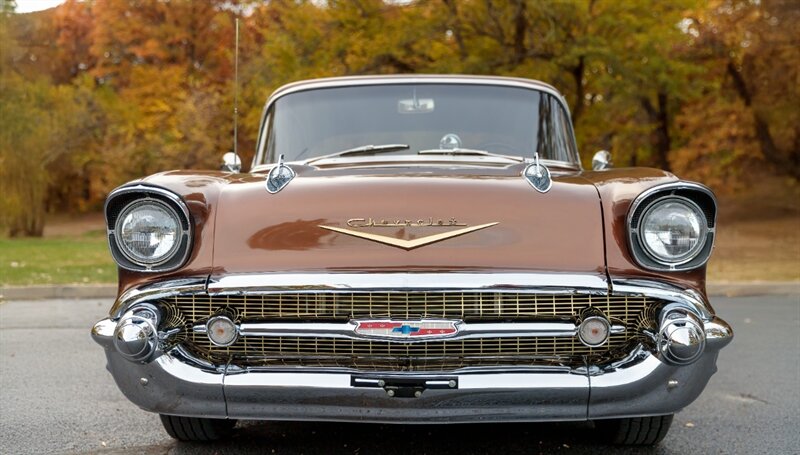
left=319, top=222, right=499, bottom=250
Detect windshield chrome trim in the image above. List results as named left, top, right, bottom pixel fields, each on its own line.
left=252, top=75, right=581, bottom=169
left=251, top=157, right=580, bottom=174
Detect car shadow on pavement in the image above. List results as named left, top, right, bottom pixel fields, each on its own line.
left=161, top=420, right=669, bottom=455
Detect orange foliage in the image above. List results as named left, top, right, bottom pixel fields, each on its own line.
left=1, top=0, right=798, bottom=235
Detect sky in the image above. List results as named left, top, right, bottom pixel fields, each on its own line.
left=15, top=0, right=66, bottom=13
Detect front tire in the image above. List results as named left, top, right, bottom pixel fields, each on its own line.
left=595, top=414, right=673, bottom=445
left=159, top=414, right=236, bottom=442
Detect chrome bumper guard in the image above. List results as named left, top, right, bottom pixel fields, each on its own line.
left=92, top=274, right=733, bottom=423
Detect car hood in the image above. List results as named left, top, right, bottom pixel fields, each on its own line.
left=210, top=163, right=606, bottom=278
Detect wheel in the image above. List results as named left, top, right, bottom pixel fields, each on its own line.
left=595, top=414, right=673, bottom=445
left=159, top=414, right=236, bottom=442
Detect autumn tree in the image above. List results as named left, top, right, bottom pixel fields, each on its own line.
left=2, top=0, right=798, bottom=236
left=88, top=0, right=240, bottom=177
left=672, top=0, right=800, bottom=184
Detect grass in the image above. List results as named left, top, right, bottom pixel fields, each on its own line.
left=0, top=230, right=116, bottom=286
left=707, top=177, right=800, bottom=282
left=0, top=177, right=797, bottom=286
left=2, top=219, right=796, bottom=286
left=707, top=217, right=800, bottom=282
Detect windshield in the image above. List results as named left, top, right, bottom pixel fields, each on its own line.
left=257, top=84, right=579, bottom=165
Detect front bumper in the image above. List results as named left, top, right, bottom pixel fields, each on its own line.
left=91, top=274, right=732, bottom=423
left=94, top=319, right=730, bottom=422
left=92, top=319, right=732, bottom=423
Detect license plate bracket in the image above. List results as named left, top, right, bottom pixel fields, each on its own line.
left=351, top=375, right=458, bottom=398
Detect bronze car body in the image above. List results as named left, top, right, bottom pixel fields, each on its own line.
left=93, top=75, right=731, bottom=445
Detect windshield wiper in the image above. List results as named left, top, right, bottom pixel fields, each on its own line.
left=418, top=148, right=524, bottom=162
left=305, top=144, right=410, bottom=164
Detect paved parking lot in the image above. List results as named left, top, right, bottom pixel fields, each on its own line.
left=1, top=294, right=798, bottom=454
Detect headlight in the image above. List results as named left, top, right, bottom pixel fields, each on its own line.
left=627, top=182, right=716, bottom=272
left=115, top=200, right=183, bottom=265
left=638, top=197, right=707, bottom=264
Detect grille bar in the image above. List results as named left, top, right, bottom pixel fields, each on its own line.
left=194, top=320, right=625, bottom=342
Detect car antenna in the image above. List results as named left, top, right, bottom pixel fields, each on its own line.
left=232, top=17, right=240, bottom=170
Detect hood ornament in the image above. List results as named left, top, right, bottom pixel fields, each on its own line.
left=266, top=154, right=296, bottom=194
left=523, top=152, right=552, bottom=193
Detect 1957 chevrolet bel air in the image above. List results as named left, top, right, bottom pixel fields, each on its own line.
left=92, top=75, right=732, bottom=445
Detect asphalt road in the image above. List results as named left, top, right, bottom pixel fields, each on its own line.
left=1, top=294, right=798, bottom=455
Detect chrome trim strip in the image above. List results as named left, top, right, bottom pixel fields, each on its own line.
left=110, top=275, right=713, bottom=324
left=191, top=320, right=627, bottom=343
left=625, top=181, right=717, bottom=272
left=222, top=369, right=588, bottom=390
left=110, top=277, right=208, bottom=319
left=104, top=184, right=194, bottom=273
left=253, top=75, right=581, bottom=169
left=611, top=279, right=713, bottom=320
left=207, top=273, right=610, bottom=294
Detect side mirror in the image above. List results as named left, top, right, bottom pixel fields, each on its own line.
left=221, top=152, right=242, bottom=173
left=592, top=150, right=612, bottom=171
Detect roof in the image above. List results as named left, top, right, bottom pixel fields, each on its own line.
left=265, top=74, right=567, bottom=112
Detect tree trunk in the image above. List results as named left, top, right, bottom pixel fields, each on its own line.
left=512, top=0, right=528, bottom=65
left=727, top=60, right=800, bottom=179
left=442, top=0, right=467, bottom=62
left=641, top=92, right=671, bottom=171
left=571, top=55, right=585, bottom=121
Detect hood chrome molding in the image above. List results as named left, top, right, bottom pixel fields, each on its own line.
left=318, top=222, right=499, bottom=250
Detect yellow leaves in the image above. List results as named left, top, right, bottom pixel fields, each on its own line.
left=671, top=97, right=761, bottom=193
left=1, top=0, right=797, bottom=235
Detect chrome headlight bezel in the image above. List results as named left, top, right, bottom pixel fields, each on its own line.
left=114, top=199, right=184, bottom=266
left=637, top=195, right=708, bottom=266
left=105, top=185, right=193, bottom=273
left=627, top=182, right=716, bottom=272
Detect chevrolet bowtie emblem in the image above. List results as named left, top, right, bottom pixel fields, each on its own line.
left=318, top=222, right=499, bottom=250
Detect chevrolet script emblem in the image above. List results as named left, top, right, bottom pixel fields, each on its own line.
left=319, top=218, right=498, bottom=250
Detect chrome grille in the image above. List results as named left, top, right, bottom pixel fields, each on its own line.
left=166, top=292, right=658, bottom=371
left=170, top=292, right=645, bottom=322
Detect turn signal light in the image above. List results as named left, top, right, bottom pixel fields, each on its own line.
left=207, top=316, right=238, bottom=347
left=578, top=316, right=610, bottom=347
